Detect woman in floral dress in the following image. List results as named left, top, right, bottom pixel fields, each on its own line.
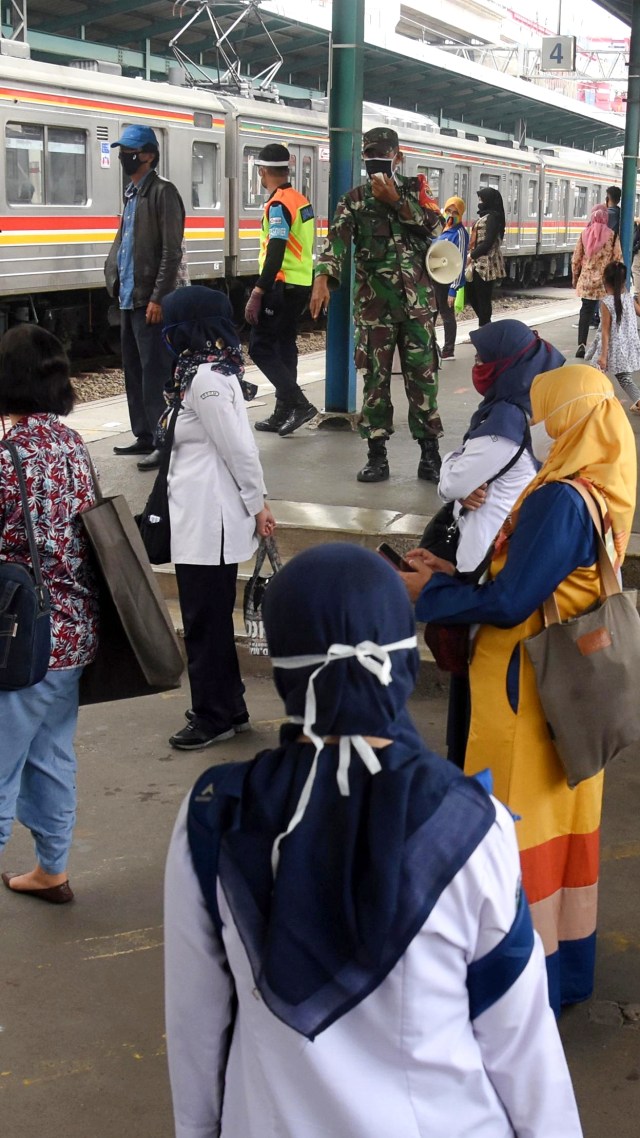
left=0, top=326, right=98, bottom=905
left=572, top=204, right=622, bottom=357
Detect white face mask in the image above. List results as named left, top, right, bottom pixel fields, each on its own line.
left=530, top=391, right=614, bottom=465
left=530, top=421, right=554, bottom=464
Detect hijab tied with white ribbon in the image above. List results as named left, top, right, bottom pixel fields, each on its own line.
left=213, top=544, right=495, bottom=1038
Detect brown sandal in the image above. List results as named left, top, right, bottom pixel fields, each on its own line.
left=1, top=872, right=74, bottom=904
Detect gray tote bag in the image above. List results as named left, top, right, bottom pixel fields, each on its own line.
left=525, top=480, right=640, bottom=789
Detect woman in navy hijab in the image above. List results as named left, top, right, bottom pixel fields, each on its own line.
left=164, top=543, right=581, bottom=1138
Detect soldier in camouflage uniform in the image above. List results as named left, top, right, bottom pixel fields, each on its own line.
left=310, top=126, right=443, bottom=483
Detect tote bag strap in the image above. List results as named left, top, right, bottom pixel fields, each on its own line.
left=0, top=440, right=47, bottom=602
left=541, top=479, right=621, bottom=628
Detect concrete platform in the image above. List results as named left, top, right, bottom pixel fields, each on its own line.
left=1, top=294, right=640, bottom=1137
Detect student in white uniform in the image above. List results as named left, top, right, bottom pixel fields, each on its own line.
left=161, top=286, right=275, bottom=751
left=439, top=319, right=565, bottom=576
left=164, top=543, right=583, bottom=1138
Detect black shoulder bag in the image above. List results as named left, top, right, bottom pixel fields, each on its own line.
left=136, top=402, right=180, bottom=565
left=0, top=440, right=52, bottom=689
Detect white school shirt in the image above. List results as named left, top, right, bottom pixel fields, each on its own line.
left=167, top=366, right=267, bottom=566
left=164, top=794, right=582, bottom=1138
left=438, top=435, right=537, bottom=574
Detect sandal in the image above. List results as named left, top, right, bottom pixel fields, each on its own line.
left=629, top=402, right=640, bottom=415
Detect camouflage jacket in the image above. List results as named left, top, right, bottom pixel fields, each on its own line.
left=315, top=175, right=442, bottom=324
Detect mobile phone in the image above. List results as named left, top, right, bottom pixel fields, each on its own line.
left=377, top=543, right=416, bottom=573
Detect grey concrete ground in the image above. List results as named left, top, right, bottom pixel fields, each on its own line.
left=2, top=298, right=639, bottom=1136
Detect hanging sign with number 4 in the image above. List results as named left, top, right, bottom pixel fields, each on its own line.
left=541, top=36, right=576, bottom=72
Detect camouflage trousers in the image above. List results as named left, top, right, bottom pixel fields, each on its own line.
left=354, top=317, right=443, bottom=441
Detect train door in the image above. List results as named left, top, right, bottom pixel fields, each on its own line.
left=506, top=172, right=522, bottom=250
left=560, top=179, right=570, bottom=245
left=541, top=179, right=556, bottom=249
left=452, top=164, right=469, bottom=212
left=286, top=144, right=321, bottom=257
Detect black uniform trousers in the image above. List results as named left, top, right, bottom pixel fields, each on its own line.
left=249, top=282, right=311, bottom=408
left=432, top=280, right=458, bottom=352
left=577, top=299, right=599, bottom=349
left=465, top=272, right=495, bottom=327
left=175, top=562, right=247, bottom=734
left=120, top=307, right=172, bottom=445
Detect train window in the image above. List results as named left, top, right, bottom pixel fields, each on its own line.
left=301, top=155, right=312, bottom=201
left=6, top=122, right=44, bottom=204
left=288, top=152, right=297, bottom=188
left=527, top=180, right=538, bottom=218
left=193, top=112, right=213, bottom=129
left=47, top=128, right=87, bottom=205
left=544, top=181, right=554, bottom=218
left=479, top=174, right=501, bottom=191
left=192, top=142, right=219, bottom=209
left=6, top=123, right=86, bottom=205
left=243, top=147, right=264, bottom=209
left=418, top=166, right=442, bottom=199
left=574, top=185, right=588, bottom=217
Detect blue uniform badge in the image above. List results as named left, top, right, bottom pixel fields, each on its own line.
left=268, top=202, right=290, bottom=241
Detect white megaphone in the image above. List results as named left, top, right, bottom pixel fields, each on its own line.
left=425, top=240, right=463, bottom=285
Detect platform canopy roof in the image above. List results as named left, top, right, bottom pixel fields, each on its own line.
left=591, top=1, right=633, bottom=23
left=22, top=1, right=626, bottom=151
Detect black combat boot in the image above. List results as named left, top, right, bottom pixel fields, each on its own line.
left=357, top=439, right=390, bottom=483
left=417, top=437, right=442, bottom=483
left=255, top=400, right=289, bottom=432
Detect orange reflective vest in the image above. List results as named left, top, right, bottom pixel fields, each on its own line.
left=259, top=185, right=315, bottom=286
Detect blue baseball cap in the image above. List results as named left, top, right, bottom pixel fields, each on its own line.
left=111, top=125, right=159, bottom=151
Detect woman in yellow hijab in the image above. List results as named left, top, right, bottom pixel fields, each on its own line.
left=431, top=197, right=469, bottom=360
left=403, top=364, right=636, bottom=1015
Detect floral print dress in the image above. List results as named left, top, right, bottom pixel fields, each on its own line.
left=0, top=413, right=99, bottom=669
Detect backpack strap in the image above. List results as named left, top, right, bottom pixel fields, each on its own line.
left=0, top=440, right=47, bottom=610
left=186, top=761, right=251, bottom=937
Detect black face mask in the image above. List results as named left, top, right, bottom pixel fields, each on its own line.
left=364, top=157, right=394, bottom=179
left=119, top=151, right=144, bottom=176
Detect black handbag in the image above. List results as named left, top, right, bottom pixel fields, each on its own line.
left=243, top=538, right=283, bottom=657
left=136, top=403, right=180, bottom=565
left=0, top=440, right=52, bottom=690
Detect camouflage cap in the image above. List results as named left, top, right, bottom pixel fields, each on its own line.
left=362, top=126, right=399, bottom=153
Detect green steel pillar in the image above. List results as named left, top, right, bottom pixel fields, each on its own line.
left=620, top=7, right=640, bottom=284
left=324, top=0, right=365, bottom=413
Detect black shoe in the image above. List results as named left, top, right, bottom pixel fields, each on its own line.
left=441, top=347, right=455, bottom=360
left=186, top=708, right=251, bottom=733
left=575, top=344, right=586, bottom=358
left=137, top=449, right=162, bottom=471
left=278, top=403, right=318, bottom=436
left=255, top=400, right=289, bottom=433
left=417, top=437, right=442, bottom=483
left=113, top=440, right=154, bottom=456
left=357, top=439, right=390, bottom=483
left=169, top=722, right=235, bottom=751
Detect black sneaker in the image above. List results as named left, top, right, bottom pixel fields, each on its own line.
left=440, top=348, right=455, bottom=360
left=278, top=404, right=318, bottom=436
left=169, top=722, right=235, bottom=751
left=186, top=708, right=250, bottom=733
left=575, top=344, right=586, bottom=358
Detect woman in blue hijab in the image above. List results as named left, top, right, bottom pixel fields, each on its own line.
left=161, top=286, right=274, bottom=751
left=421, top=319, right=564, bottom=768
left=164, top=543, right=581, bottom=1138
left=437, top=319, right=565, bottom=578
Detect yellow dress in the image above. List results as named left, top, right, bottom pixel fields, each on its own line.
left=465, top=544, right=604, bottom=1013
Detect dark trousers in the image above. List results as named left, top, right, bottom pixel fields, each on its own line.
left=175, top=562, right=247, bottom=734
left=465, top=272, right=494, bottom=326
left=120, top=307, right=172, bottom=445
left=432, top=280, right=457, bottom=351
left=578, top=299, right=599, bottom=349
left=249, top=283, right=310, bottom=408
